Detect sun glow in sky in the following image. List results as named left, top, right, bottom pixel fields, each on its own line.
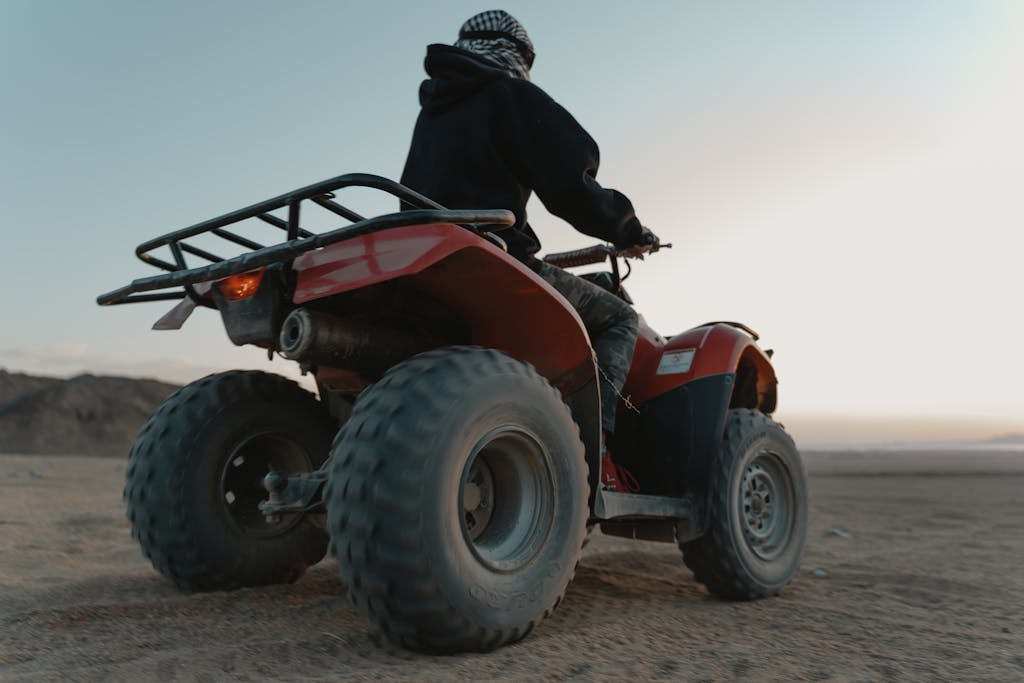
left=2, top=1, right=1023, bottom=444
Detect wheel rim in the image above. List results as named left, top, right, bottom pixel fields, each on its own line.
left=459, top=426, right=554, bottom=573
left=219, top=432, right=313, bottom=538
left=739, top=450, right=795, bottom=561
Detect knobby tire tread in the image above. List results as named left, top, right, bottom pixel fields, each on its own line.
left=326, top=346, right=587, bottom=653
left=680, top=408, right=800, bottom=600
left=124, top=371, right=331, bottom=591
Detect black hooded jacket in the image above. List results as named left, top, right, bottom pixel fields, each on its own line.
left=400, top=45, right=646, bottom=262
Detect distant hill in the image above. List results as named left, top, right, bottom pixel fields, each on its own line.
left=0, top=370, right=63, bottom=405
left=0, top=369, right=180, bottom=456
left=987, top=433, right=1024, bottom=445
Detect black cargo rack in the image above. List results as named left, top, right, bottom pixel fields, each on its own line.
left=96, top=173, right=515, bottom=307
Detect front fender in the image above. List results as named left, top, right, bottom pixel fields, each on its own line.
left=624, top=322, right=777, bottom=412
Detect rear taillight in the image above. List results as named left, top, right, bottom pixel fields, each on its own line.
left=216, top=268, right=265, bottom=301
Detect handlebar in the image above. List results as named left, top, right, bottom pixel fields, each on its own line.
left=542, top=244, right=614, bottom=269
left=542, top=242, right=671, bottom=270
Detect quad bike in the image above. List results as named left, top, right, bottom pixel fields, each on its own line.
left=98, top=174, right=807, bottom=653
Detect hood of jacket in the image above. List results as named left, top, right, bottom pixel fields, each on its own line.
left=418, top=44, right=513, bottom=114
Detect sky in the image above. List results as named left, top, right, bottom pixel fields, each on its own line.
left=2, top=1, right=1023, bottom=445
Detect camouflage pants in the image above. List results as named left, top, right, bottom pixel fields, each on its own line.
left=534, top=261, right=638, bottom=433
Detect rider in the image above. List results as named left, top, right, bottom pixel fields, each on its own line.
left=400, top=10, right=660, bottom=490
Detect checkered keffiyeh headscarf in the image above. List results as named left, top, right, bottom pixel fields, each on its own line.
left=454, top=10, right=534, bottom=80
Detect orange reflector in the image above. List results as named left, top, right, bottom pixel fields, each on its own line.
left=217, top=268, right=265, bottom=301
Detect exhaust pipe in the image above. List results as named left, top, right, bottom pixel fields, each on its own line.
left=279, top=308, right=435, bottom=375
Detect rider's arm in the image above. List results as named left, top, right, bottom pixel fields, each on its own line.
left=494, top=80, right=648, bottom=249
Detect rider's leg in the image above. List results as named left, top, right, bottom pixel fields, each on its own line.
left=532, top=262, right=638, bottom=434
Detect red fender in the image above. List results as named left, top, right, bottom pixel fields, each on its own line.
left=291, top=223, right=594, bottom=389
left=623, top=321, right=777, bottom=411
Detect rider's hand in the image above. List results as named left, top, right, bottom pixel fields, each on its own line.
left=622, top=227, right=660, bottom=259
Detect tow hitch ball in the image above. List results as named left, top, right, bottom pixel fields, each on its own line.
left=261, top=470, right=287, bottom=524
left=259, top=468, right=328, bottom=521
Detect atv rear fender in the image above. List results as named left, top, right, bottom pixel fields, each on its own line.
left=291, top=223, right=593, bottom=384
left=292, top=223, right=603, bottom=495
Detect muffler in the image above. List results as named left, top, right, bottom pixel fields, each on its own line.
left=279, top=308, right=435, bottom=375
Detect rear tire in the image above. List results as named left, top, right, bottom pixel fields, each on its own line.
left=124, top=371, right=337, bottom=591
left=681, top=409, right=807, bottom=599
left=326, top=347, right=588, bottom=653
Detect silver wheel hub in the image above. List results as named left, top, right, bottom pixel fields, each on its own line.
left=739, top=451, right=794, bottom=561
left=459, top=427, right=554, bottom=572
left=463, top=458, right=494, bottom=541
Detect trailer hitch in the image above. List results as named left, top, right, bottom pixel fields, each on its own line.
left=259, top=469, right=328, bottom=522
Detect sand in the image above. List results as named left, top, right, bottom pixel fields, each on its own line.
left=1, top=452, right=1022, bottom=682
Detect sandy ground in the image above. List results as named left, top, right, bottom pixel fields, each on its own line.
left=1, top=452, right=1022, bottom=682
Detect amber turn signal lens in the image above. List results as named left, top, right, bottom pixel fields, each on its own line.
left=217, top=268, right=265, bottom=301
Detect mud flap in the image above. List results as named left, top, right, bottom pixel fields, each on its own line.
left=152, top=297, right=198, bottom=330
left=561, top=374, right=601, bottom=513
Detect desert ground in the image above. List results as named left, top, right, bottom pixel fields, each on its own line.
left=1, top=450, right=1022, bottom=682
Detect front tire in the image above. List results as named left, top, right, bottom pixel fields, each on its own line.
left=681, top=409, right=807, bottom=599
left=326, top=347, right=589, bottom=653
left=124, top=371, right=337, bottom=591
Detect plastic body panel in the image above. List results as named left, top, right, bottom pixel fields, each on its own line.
left=292, top=223, right=476, bottom=304
left=610, top=373, right=732, bottom=499
left=291, top=223, right=594, bottom=386
left=621, top=321, right=776, bottom=409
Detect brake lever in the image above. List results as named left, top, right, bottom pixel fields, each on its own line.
left=617, top=242, right=673, bottom=260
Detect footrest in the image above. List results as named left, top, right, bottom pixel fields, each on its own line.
left=595, top=489, right=693, bottom=520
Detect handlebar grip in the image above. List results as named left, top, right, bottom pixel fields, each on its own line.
left=542, top=245, right=611, bottom=269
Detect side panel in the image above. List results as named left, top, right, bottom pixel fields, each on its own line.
left=611, top=322, right=779, bottom=531
left=610, top=373, right=732, bottom=501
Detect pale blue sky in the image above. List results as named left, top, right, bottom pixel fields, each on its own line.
left=2, top=1, right=1023, bottom=443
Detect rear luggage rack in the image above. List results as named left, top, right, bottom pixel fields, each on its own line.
left=97, top=173, right=515, bottom=306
